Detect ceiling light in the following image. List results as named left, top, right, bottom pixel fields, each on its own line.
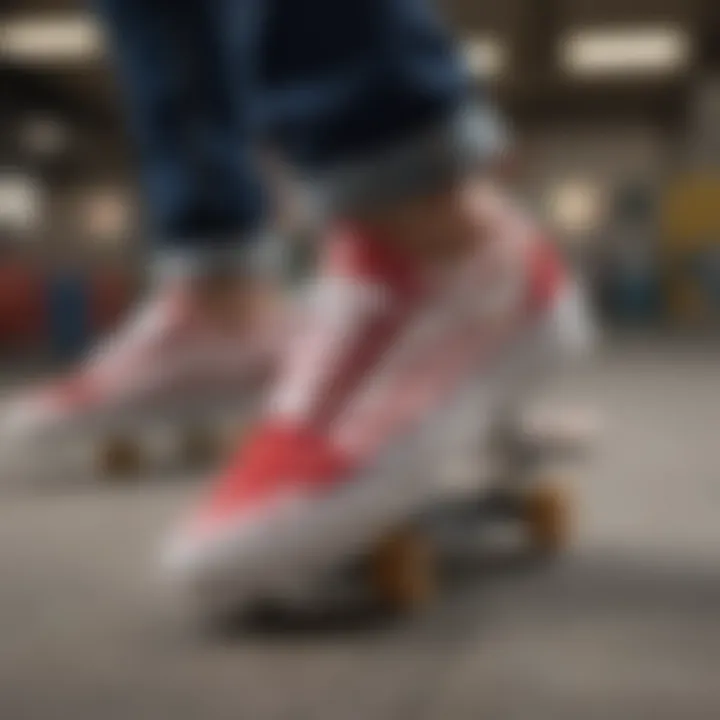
left=464, top=36, right=507, bottom=79
left=545, top=180, right=607, bottom=237
left=560, top=25, right=691, bottom=77
left=0, top=175, right=43, bottom=232
left=0, top=15, right=103, bottom=63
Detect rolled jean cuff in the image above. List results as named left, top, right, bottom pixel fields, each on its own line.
left=151, top=229, right=287, bottom=284
left=310, top=104, right=510, bottom=218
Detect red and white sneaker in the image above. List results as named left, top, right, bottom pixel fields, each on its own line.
left=0, top=280, right=280, bottom=446
left=161, top=192, right=591, bottom=610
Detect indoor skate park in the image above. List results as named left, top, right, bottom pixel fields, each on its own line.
left=1, top=0, right=720, bottom=718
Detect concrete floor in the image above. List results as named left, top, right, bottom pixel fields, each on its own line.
left=0, top=339, right=719, bottom=720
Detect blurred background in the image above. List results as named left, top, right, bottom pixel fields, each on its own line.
left=1, top=3, right=720, bottom=720
left=1, top=0, right=720, bottom=360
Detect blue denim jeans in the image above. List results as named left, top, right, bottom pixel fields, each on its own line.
left=95, top=0, right=500, bottom=273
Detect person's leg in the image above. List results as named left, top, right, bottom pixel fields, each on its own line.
left=2, top=0, right=279, bottom=443
left=249, top=0, right=512, bottom=428
left=258, top=0, right=507, bottom=221
left=95, top=0, right=268, bottom=274
left=161, top=2, right=551, bottom=606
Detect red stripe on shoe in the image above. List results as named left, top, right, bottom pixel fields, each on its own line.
left=269, top=228, right=426, bottom=430
left=526, top=238, right=566, bottom=314
left=196, top=422, right=355, bottom=527
left=325, top=225, right=426, bottom=299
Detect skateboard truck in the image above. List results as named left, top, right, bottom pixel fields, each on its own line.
left=361, top=407, right=598, bottom=614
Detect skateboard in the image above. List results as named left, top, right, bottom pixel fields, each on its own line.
left=2, top=389, right=261, bottom=481
left=340, top=409, right=593, bottom=614
left=221, top=410, right=593, bottom=627
left=92, top=399, right=262, bottom=480
left=96, top=416, right=242, bottom=479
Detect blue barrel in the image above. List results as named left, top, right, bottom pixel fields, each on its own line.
left=46, top=270, right=90, bottom=360
left=609, top=265, right=660, bottom=324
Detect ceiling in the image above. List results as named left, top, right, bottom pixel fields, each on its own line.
left=1, top=0, right=717, bottom=175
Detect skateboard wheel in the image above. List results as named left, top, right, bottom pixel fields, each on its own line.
left=368, top=528, right=436, bottom=612
left=522, top=481, right=571, bottom=554
left=98, top=436, right=142, bottom=478
left=180, top=426, right=220, bottom=467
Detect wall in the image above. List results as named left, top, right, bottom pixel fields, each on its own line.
left=521, top=125, right=671, bottom=254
